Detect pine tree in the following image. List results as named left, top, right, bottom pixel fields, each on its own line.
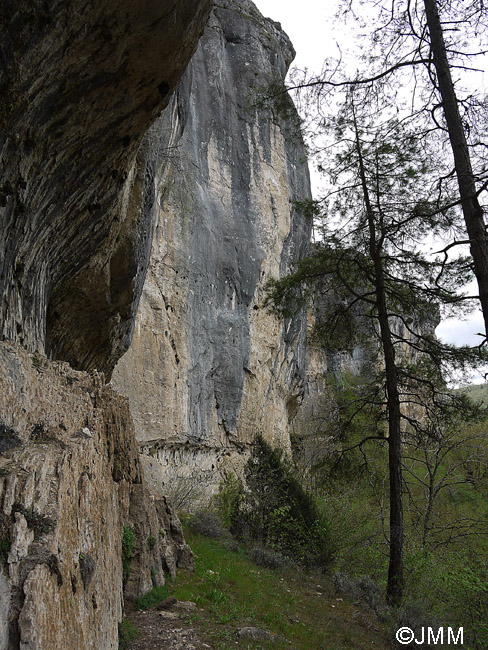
left=266, top=85, right=485, bottom=604
left=286, top=0, right=488, bottom=340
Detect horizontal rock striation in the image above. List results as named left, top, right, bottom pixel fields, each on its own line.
left=112, top=0, right=313, bottom=496
left=0, top=342, right=192, bottom=650
left=0, top=0, right=212, bottom=376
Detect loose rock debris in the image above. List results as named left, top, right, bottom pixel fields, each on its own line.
left=127, top=601, right=211, bottom=650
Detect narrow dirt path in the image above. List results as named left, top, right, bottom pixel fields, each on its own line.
left=126, top=604, right=214, bottom=650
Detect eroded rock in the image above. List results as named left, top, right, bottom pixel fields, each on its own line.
left=112, top=0, right=312, bottom=495
left=0, top=342, right=192, bottom=649
left=0, top=0, right=212, bottom=376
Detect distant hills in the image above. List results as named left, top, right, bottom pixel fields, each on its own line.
left=456, top=382, right=488, bottom=407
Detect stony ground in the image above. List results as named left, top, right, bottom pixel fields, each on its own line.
left=125, top=600, right=298, bottom=649
left=125, top=594, right=385, bottom=650
left=127, top=606, right=212, bottom=650
left=122, top=530, right=393, bottom=650
left=126, top=600, right=218, bottom=650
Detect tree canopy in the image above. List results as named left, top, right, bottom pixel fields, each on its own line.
left=266, top=74, right=487, bottom=602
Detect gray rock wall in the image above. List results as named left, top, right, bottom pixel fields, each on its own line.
left=0, top=0, right=212, bottom=375
left=112, top=0, right=312, bottom=497
left=0, top=4, right=213, bottom=647
left=0, top=343, right=192, bottom=650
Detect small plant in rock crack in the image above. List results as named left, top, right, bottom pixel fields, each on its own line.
left=31, top=354, right=43, bottom=370
left=0, top=513, right=11, bottom=566
left=30, top=422, right=57, bottom=443
left=122, top=526, right=135, bottom=585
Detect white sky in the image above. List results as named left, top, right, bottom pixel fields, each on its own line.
left=255, top=0, right=338, bottom=73
left=255, top=0, right=488, bottom=381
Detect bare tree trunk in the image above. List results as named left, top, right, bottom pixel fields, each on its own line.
left=424, top=0, right=488, bottom=339
left=353, top=107, right=404, bottom=605
left=377, top=284, right=404, bottom=605
left=422, top=471, right=436, bottom=547
left=373, top=254, right=404, bottom=605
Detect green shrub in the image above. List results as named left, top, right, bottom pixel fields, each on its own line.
left=334, top=571, right=385, bottom=615
left=230, top=435, right=334, bottom=568
left=401, top=546, right=488, bottom=650
left=122, top=526, right=135, bottom=585
left=188, top=510, right=232, bottom=541
left=213, top=473, right=243, bottom=527
left=248, top=544, right=290, bottom=569
left=439, top=563, right=488, bottom=650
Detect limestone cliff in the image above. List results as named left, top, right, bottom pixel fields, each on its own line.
left=112, top=0, right=312, bottom=496
left=0, top=2, right=213, bottom=648
left=0, top=343, right=192, bottom=650
left=0, top=1, right=314, bottom=645
left=0, top=0, right=212, bottom=376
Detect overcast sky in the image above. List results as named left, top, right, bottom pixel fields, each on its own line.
left=256, top=0, right=338, bottom=72
left=254, top=1, right=488, bottom=381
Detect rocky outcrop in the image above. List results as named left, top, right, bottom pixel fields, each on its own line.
left=112, top=0, right=312, bottom=496
left=0, top=342, right=192, bottom=650
left=0, top=0, right=212, bottom=376
left=0, top=0, right=313, bottom=646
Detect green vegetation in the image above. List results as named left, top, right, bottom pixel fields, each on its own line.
left=135, top=583, right=171, bottom=611
left=0, top=535, right=10, bottom=567
left=261, top=0, right=488, bottom=610
left=0, top=512, right=10, bottom=566
left=118, top=618, right=139, bottom=650
left=134, top=525, right=389, bottom=650
left=130, top=420, right=487, bottom=648
left=225, top=435, right=333, bottom=568
left=31, top=354, right=42, bottom=370
left=265, top=81, right=487, bottom=603
left=122, top=526, right=135, bottom=585
left=457, top=383, right=488, bottom=408
left=305, top=375, right=488, bottom=650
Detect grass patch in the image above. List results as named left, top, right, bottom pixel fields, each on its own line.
left=118, top=618, right=139, bottom=649
left=137, top=525, right=389, bottom=650
left=135, top=582, right=172, bottom=610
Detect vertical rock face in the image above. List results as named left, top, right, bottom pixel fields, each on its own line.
left=0, top=0, right=313, bottom=645
left=0, top=3, right=221, bottom=648
left=0, top=342, right=192, bottom=650
left=0, top=0, right=212, bottom=375
left=112, top=0, right=312, bottom=496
